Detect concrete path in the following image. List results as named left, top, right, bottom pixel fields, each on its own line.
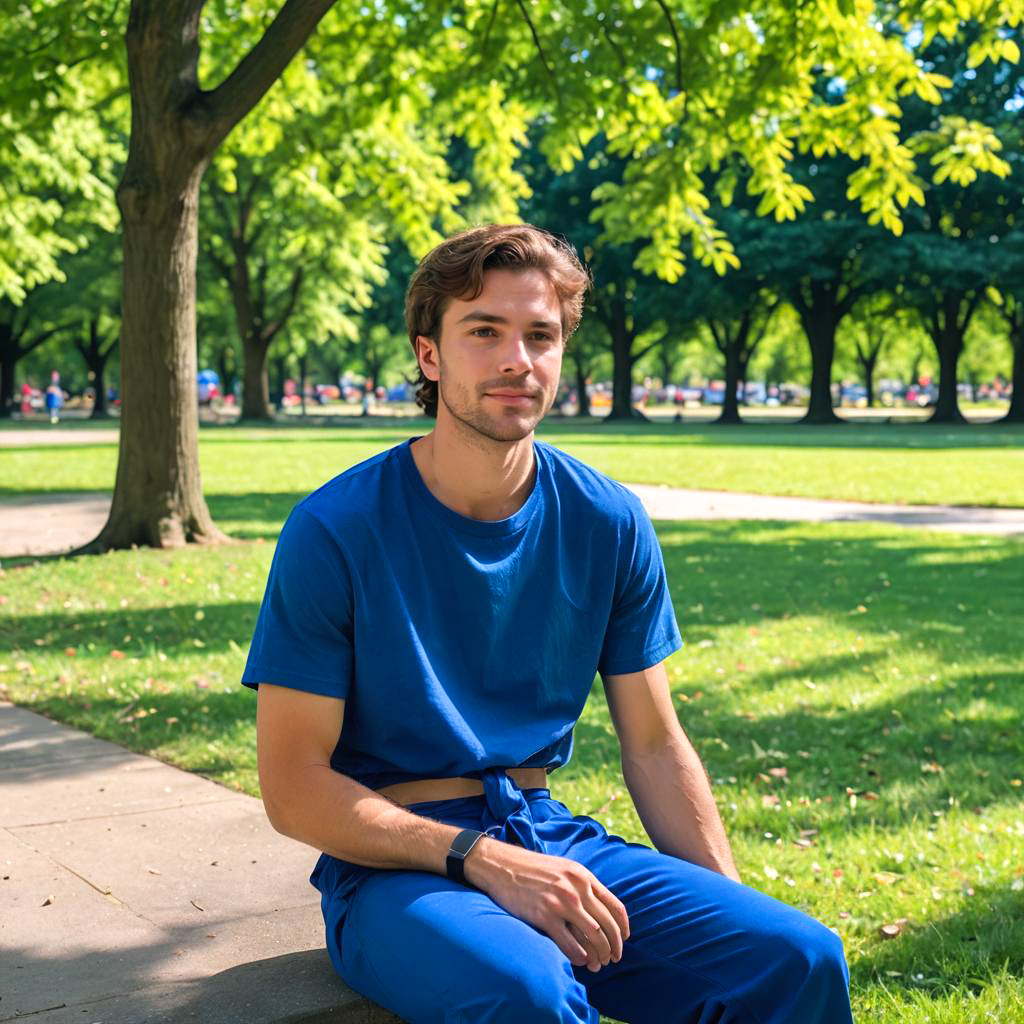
left=0, top=701, right=399, bottom=1023
left=2, top=485, right=1023, bottom=559
left=626, top=485, right=1024, bottom=536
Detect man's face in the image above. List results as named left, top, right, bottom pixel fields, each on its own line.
left=417, top=268, right=564, bottom=444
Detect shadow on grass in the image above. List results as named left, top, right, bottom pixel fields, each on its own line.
left=852, top=883, right=1024, bottom=1001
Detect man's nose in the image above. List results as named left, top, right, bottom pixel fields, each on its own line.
left=499, top=335, right=533, bottom=374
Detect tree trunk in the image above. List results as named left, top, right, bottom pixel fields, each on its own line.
left=574, top=358, right=591, bottom=417
left=241, top=334, right=273, bottom=419
left=860, top=353, right=878, bottom=409
left=604, top=294, right=645, bottom=421
left=0, top=344, right=14, bottom=418
left=1002, top=328, right=1024, bottom=424
left=270, top=353, right=288, bottom=409
left=90, top=161, right=227, bottom=549
left=799, top=310, right=842, bottom=425
left=717, top=343, right=743, bottom=425
left=83, top=0, right=338, bottom=550
left=90, top=354, right=109, bottom=418
left=927, top=295, right=967, bottom=425
left=77, top=319, right=115, bottom=419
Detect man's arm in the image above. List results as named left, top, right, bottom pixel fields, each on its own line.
left=602, top=661, right=740, bottom=883
left=256, top=683, right=630, bottom=972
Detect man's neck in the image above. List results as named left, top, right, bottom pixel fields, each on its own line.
left=410, top=418, right=536, bottom=522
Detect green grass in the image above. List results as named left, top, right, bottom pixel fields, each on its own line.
left=2, top=418, right=1024, bottom=509
left=2, top=518, right=1022, bottom=1021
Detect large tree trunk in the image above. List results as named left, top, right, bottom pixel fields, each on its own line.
left=1003, top=328, right=1024, bottom=424
left=84, top=0, right=338, bottom=551
left=93, top=164, right=226, bottom=548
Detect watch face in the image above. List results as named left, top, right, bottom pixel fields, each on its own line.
left=451, top=828, right=483, bottom=857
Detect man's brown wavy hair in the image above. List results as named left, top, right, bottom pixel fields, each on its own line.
left=404, top=223, right=590, bottom=417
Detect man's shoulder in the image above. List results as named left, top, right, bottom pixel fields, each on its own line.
left=537, top=441, right=644, bottom=524
left=293, top=441, right=405, bottom=532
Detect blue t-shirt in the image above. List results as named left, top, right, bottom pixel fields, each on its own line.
left=241, top=438, right=682, bottom=789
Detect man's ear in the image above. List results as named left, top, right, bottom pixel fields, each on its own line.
left=416, top=335, right=440, bottom=382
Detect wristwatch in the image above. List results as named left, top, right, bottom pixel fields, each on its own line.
left=446, top=828, right=485, bottom=885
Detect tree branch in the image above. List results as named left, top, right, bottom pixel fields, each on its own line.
left=632, top=332, right=670, bottom=365
left=21, top=322, right=77, bottom=357
left=653, top=0, right=684, bottom=94
left=513, top=0, right=561, bottom=106
left=960, top=288, right=984, bottom=336
left=197, top=0, right=338, bottom=150
left=262, top=266, right=305, bottom=344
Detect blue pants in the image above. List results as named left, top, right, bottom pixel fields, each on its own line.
left=312, top=771, right=853, bottom=1023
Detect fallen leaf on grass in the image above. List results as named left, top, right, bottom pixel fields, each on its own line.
left=921, top=762, right=943, bottom=774
left=64, top=647, right=76, bottom=657
left=873, top=872, right=900, bottom=886
left=879, top=919, right=909, bottom=939
left=761, top=794, right=780, bottom=808
left=768, top=767, right=788, bottom=779
left=763, top=865, right=779, bottom=880
left=110, top=650, right=125, bottom=660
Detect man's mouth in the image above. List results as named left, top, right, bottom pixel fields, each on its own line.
left=485, top=390, right=537, bottom=405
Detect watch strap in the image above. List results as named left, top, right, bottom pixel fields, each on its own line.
left=446, top=828, right=485, bottom=885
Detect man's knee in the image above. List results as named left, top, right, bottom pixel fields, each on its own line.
left=766, top=916, right=851, bottom=1019
left=451, top=956, right=594, bottom=1024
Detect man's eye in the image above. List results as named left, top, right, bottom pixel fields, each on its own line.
left=471, top=327, right=496, bottom=336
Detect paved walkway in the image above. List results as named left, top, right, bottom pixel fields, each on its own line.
left=0, top=701, right=399, bottom=1023
left=1, top=486, right=1022, bottom=559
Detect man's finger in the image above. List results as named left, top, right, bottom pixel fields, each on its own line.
left=556, top=923, right=590, bottom=968
left=593, top=879, right=631, bottom=942
left=569, top=915, right=612, bottom=967
left=582, top=896, right=624, bottom=962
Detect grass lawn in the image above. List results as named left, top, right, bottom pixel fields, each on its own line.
left=2, top=512, right=1022, bottom=1021
left=2, top=417, right=1024, bottom=509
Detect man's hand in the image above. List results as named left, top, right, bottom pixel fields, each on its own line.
left=463, top=839, right=630, bottom=973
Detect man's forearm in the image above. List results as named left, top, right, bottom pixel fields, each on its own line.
left=621, top=733, right=740, bottom=882
left=265, top=764, right=467, bottom=873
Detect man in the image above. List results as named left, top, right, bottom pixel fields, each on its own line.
left=243, top=224, right=854, bottom=1023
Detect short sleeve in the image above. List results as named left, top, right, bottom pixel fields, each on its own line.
left=241, top=506, right=355, bottom=698
left=597, top=498, right=682, bottom=676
